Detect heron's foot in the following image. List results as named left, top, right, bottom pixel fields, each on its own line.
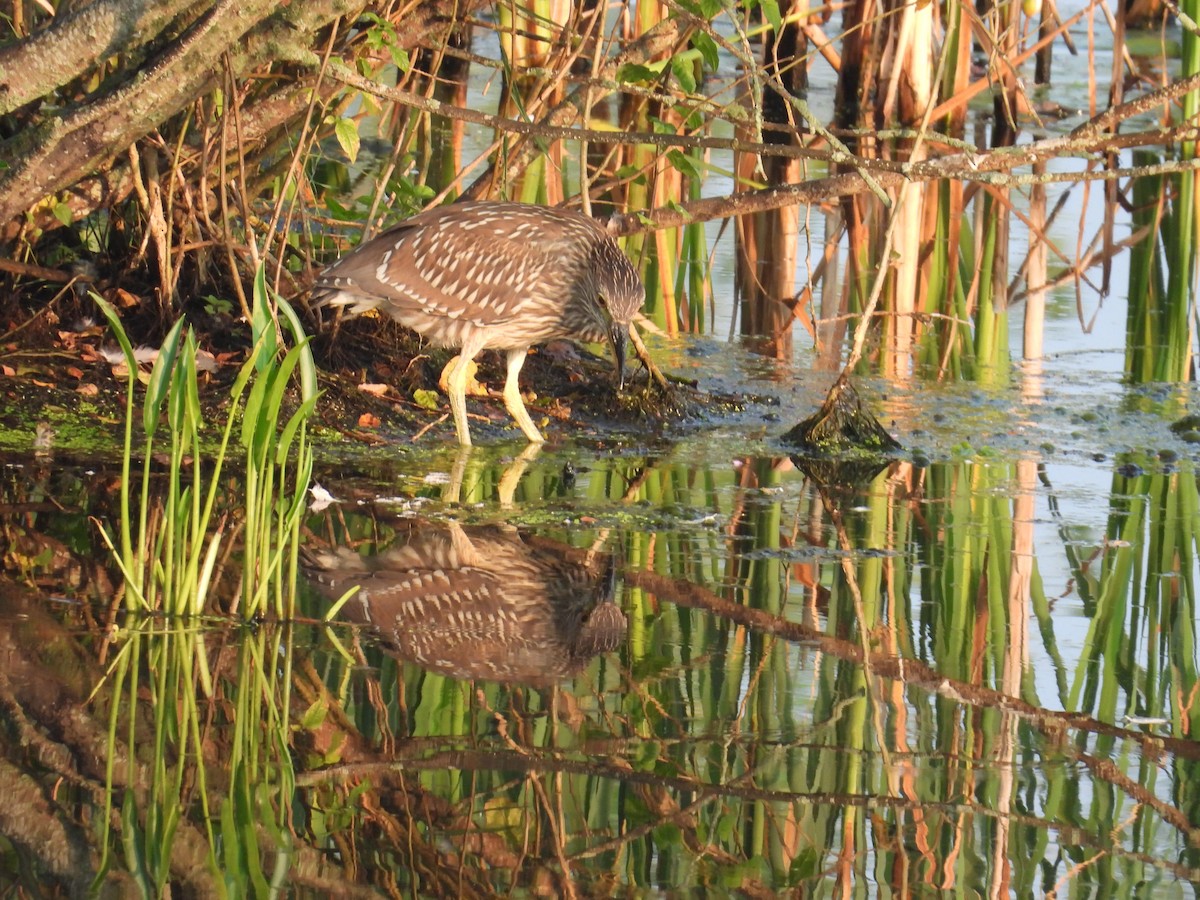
left=503, top=383, right=546, bottom=443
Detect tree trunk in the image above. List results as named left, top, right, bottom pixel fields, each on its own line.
left=0, top=0, right=202, bottom=115
left=0, top=0, right=489, bottom=237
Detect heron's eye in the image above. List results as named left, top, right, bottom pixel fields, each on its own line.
left=597, top=291, right=609, bottom=309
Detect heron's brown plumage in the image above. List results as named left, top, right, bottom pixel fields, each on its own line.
left=315, top=202, right=644, bottom=444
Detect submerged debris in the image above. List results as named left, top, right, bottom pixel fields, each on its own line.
left=781, top=374, right=900, bottom=486
left=1170, top=413, right=1200, bottom=442
left=782, top=374, right=900, bottom=453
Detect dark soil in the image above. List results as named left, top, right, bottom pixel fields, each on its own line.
left=0, top=300, right=714, bottom=456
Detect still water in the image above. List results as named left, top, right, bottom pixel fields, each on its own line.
left=2, top=327, right=1199, bottom=894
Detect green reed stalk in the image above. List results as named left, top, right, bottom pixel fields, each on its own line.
left=93, top=628, right=135, bottom=890
left=1125, top=161, right=1167, bottom=381
left=1138, top=471, right=1200, bottom=737
left=918, top=187, right=954, bottom=374
left=682, top=169, right=709, bottom=332
left=1169, top=488, right=1200, bottom=738
left=517, top=154, right=550, bottom=205
left=625, top=168, right=662, bottom=329
left=95, top=264, right=317, bottom=619
left=1170, top=0, right=1199, bottom=382
left=92, top=304, right=185, bottom=608
left=972, top=195, right=1010, bottom=383
left=1030, top=572, right=1070, bottom=703
left=1160, top=169, right=1194, bottom=382
left=240, top=268, right=319, bottom=618
left=948, top=228, right=974, bottom=378
left=983, top=466, right=1014, bottom=670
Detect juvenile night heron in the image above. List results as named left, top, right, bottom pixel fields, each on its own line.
left=315, top=201, right=644, bottom=446
left=303, top=522, right=627, bottom=684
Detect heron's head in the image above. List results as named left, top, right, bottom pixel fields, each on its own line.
left=593, top=241, right=644, bottom=391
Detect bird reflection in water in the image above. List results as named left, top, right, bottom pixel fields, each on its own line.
left=305, top=521, right=627, bottom=685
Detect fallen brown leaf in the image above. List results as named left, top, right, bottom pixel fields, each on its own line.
left=111, top=288, right=141, bottom=309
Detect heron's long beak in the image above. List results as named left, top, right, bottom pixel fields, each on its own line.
left=610, top=323, right=628, bottom=391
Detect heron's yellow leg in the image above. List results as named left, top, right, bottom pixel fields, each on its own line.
left=444, top=353, right=477, bottom=447
left=503, top=348, right=545, bottom=443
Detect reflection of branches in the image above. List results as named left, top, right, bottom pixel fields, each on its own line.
left=527, top=768, right=578, bottom=900
left=571, top=773, right=747, bottom=864
left=621, top=566, right=1200, bottom=772
left=302, top=744, right=1200, bottom=879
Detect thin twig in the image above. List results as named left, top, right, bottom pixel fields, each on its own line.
left=627, top=322, right=670, bottom=392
